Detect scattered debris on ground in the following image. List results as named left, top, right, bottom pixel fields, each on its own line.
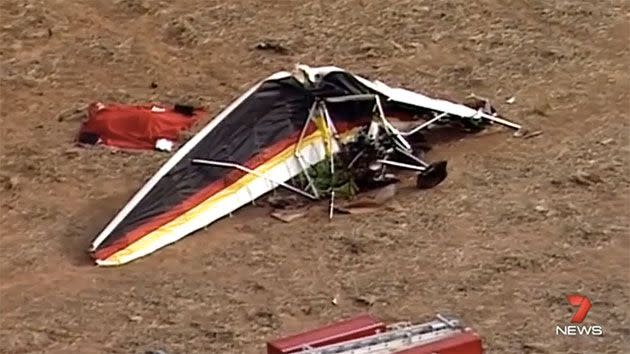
left=254, top=40, right=290, bottom=55
left=334, top=184, right=397, bottom=215
left=271, top=207, right=311, bottom=223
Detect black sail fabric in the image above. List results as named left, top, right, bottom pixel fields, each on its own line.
left=318, top=71, right=435, bottom=117
left=97, top=76, right=314, bottom=252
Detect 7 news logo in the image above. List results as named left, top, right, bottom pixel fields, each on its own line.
left=555, top=294, right=603, bottom=336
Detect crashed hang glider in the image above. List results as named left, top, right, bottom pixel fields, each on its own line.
left=89, top=65, right=521, bottom=266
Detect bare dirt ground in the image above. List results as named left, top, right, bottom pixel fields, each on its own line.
left=1, top=1, right=629, bottom=353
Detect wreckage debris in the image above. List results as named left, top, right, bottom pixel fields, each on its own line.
left=334, top=183, right=397, bottom=214
left=89, top=64, right=521, bottom=266
left=254, top=40, right=290, bottom=55
left=77, top=102, right=204, bottom=151
left=417, top=160, right=448, bottom=189
left=266, top=194, right=308, bottom=209
left=271, top=207, right=310, bottom=223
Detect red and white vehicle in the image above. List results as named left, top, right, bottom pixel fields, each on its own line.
left=267, top=314, right=483, bottom=354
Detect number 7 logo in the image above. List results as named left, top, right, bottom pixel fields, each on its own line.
left=566, top=294, right=592, bottom=323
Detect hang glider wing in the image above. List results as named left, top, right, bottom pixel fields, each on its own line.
left=89, top=70, right=371, bottom=266
left=90, top=65, right=520, bottom=266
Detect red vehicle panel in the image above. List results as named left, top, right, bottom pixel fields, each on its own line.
left=267, top=314, right=386, bottom=354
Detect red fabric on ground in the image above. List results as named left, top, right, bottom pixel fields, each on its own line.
left=78, top=102, right=204, bottom=150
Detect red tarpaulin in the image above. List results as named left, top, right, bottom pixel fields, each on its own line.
left=77, top=102, right=204, bottom=150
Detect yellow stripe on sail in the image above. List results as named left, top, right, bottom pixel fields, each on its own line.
left=103, top=127, right=362, bottom=265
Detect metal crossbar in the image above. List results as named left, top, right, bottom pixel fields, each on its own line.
left=324, top=94, right=377, bottom=103
left=476, top=110, right=521, bottom=130
left=191, top=159, right=317, bottom=200
left=376, top=159, right=426, bottom=172
left=398, top=112, right=448, bottom=136
left=317, top=101, right=338, bottom=219
left=295, top=102, right=322, bottom=198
